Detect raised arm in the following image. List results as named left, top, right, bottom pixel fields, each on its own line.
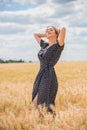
left=58, top=27, right=66, bottom=46
left=33, top=33, right=46, bottom=44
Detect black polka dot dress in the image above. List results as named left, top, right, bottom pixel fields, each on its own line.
left=32, top=39, right=64, bottom=112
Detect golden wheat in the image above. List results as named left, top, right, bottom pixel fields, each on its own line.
left=0, top=62, right=87, bottom=130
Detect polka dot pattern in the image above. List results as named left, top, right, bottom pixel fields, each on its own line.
left=32, top=39, right=64, bottom=112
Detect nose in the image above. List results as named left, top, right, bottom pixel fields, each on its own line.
left=47, top=30, right=51, bottom=34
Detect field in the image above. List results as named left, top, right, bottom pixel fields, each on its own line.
left=0, top=62, right=87, bottom=130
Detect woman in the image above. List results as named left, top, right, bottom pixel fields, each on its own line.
left=31, top=25, right=66, bottom=113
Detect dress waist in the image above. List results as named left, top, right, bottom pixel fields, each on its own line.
left=40, top=63, right=54, bottom=70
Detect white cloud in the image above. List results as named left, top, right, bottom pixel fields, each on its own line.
left=13, top=0, right=47, bottom=5
left=0, top=23, right=27, bottom=34
left=0, top=0, right=87, bottom=61
left=0, top=4, right=55, bottom=25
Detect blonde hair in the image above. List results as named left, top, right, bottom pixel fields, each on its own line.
left=46, top=25, right=60, bottom=38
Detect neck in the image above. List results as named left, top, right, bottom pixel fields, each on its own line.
left=48, top=37, right=57, bottom=45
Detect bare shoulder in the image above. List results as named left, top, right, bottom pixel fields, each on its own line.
left=58, top=27, right=66, bottom=46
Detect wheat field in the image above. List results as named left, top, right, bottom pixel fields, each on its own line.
left=0, top=62, right=87, bottom=130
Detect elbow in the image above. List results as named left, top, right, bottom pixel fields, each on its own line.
left=61, top=27, right=66, bottom=35
left=33, top=33, right=38, bottom=38
left=62, top=27, right=66, bottom=32
left=33, top=33, right=37, bottom=36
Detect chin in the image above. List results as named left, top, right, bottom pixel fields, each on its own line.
left=46, top=34, right=52, bottom=38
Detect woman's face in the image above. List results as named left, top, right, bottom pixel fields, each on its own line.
left=45, top=26, right=57, bottom=39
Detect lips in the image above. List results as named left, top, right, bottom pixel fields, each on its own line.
left=47, top=32, right=51, bottom=34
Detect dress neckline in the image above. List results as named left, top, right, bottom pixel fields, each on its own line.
left=46, top=43, right=58, bottom=50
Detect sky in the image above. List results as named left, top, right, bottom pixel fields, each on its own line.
left=0, top=0, right=87, bottom=62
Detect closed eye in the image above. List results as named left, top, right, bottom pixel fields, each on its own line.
left=46, top=29, right=54, bottom=32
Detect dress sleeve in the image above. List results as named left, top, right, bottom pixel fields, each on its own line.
left=55, top=41, right=65, bottom=50
left=40, top=39, right=48, bottom=48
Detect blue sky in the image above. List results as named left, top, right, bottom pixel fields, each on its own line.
left=0, top=0, right=87, bottom=61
